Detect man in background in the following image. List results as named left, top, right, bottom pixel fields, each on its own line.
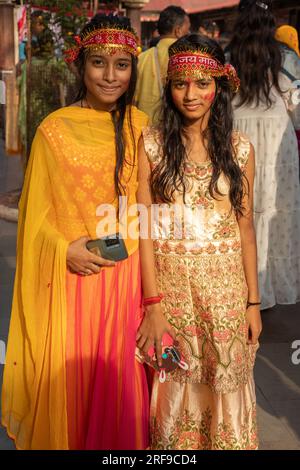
left=135, top=6, right=190, bottom=122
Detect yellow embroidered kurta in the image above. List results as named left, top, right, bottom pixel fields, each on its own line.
left=143, top=127, right=259, bottom=450
left=1, top=106, right=149, bottom=450
left=135, top=38, right=176, bottom=122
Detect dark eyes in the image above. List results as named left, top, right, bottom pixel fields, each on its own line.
left=92, top=59, right=130, bottom=70
left=173, top=82, right=186, bottom=89
left=197, top=81, right=211, bottom=88
left=173, top=80, right=212, bottom=89
left=116, top=62, right=130, bottom=70
left=92, top=59, right=104, bottom=66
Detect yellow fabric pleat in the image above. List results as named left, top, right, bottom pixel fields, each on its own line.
left=1, top=130, right=69, bottom=449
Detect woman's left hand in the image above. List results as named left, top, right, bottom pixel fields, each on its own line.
left=246, top=305, right=262, bottom=345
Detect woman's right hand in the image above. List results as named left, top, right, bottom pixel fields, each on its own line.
left=136, top=304, right=176, bottom=367
left=66, top=236, right=115, bottom=275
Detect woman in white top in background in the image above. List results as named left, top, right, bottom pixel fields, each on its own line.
left=228, top=0, right=300, bottom=310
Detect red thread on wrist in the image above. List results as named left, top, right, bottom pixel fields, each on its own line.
left=143, top=294, right=163, bottom=306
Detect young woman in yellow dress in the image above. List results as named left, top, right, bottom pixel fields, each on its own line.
left=1, top=14, right=149, bottom=450
left=137, top=34, right=262, bottom=450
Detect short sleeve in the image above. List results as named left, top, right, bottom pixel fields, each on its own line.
left=232, top=130, right=251, bottom=172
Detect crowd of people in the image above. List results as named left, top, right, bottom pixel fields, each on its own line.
left=1, top=0, right=299, bottom=451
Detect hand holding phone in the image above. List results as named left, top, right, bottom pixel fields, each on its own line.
left=67, top=236, right=116, bottom=276
left=86, top=233, right=128, bottom=262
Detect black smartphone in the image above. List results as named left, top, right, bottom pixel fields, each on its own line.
left=86, top=233, right=128, bottom=262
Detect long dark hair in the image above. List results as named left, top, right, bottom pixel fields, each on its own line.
left=74, top=14, right=138, bottom=199
left=228, top=0, right=282, bottom=107
left=151, top=34, right=246, bottom=216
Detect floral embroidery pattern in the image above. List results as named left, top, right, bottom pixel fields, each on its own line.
left=212, top=214, right=237, bottom=240
left=184, top=161, right=213, bottom=180
left=153, top=238, right=241, bottom=257
left=151, top=406, right=258, bottom=450
left=153, top=251, right=258, bottom=394
left=81, top=174, right=96, bottom=190
left=190, top=188, right=214, bottom=210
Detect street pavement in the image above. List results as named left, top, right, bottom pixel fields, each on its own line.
left=0, top=144, right=299, bottom=450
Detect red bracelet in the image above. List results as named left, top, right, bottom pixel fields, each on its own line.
left=143, top=294, right=163, bottom=306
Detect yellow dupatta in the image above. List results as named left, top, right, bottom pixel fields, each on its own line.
left=1, top=105, right=148, bottom=449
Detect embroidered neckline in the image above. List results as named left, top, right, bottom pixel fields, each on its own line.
left=185, top=159, right=212, bottom=168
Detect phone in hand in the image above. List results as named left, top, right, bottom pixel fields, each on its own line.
left=86, top=233, right=128, bottom=262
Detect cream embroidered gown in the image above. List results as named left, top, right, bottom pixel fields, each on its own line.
left=142, top=128, right=259, bottom=450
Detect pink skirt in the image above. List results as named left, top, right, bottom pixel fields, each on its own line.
left=65, top=250, right=149, bottom=449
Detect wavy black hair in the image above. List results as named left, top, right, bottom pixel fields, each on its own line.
left=151, top=34, right=247, bottom=216
left=228, top=0, right=282, bottom=108
left=74, top=14, right=138, bottom=199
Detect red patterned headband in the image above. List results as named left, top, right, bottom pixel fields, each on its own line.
left=167, top=51, right=240, bottom=93
left=64, top=27, right=140, bottom=63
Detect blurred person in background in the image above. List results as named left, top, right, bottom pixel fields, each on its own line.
left=275, top=24, right=300, bottom=58
left=275, top=25, right=300, bottom=153
left=228, top=0, right=300, bottom=310
left=196, top=19, right=220, bottom=40
left=148, top=28, right=160, bottom=48
left=135, top=6, right=190, bottom=122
